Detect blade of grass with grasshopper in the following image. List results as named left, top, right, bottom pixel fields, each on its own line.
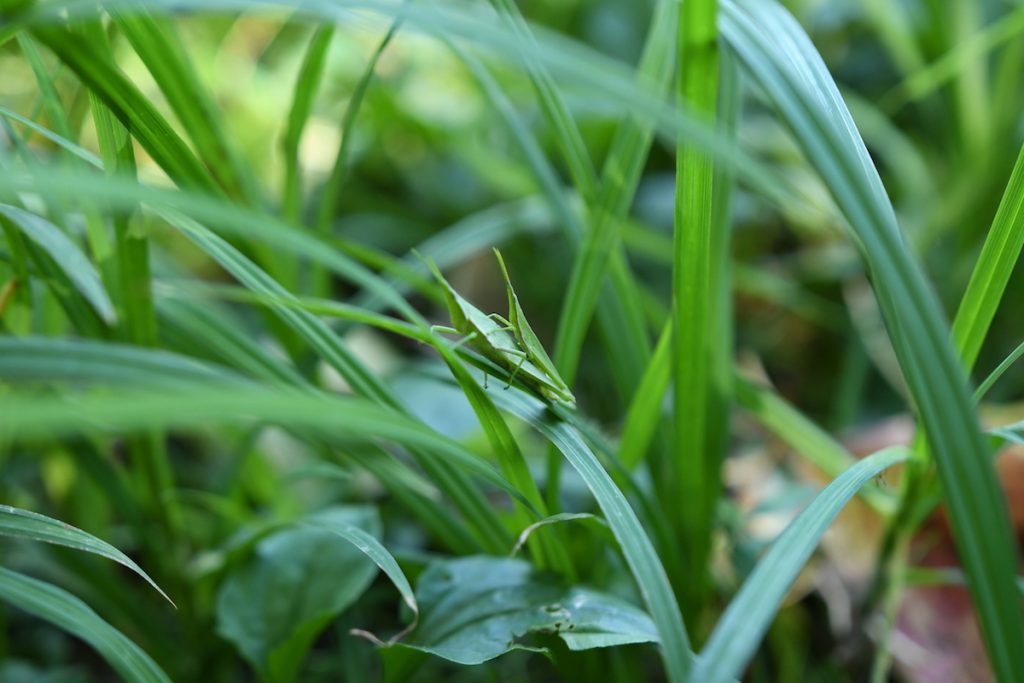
left=425, top=255, right=575, bottom=405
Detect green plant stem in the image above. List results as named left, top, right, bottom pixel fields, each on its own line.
left=673, top=0, right=721, bottom=631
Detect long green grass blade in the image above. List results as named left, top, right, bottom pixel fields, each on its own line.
left=673, top=0, right=722, bottom=625
left=281, top=24, right=334, bottom=223
left=0, top=505, right=171, bottom=604
left=29, top=23, right=217, bottom=191
left=110, top=6, right=260, bottom=203
left=951, top=141, right=1024, bottom=371
left=495, top=390, right=691, bottom=683
left=689, top=447, right=909, bottom=683
left=0, top=568, right=172, bottom=683
left=721, top=1, right=1024, bottom=677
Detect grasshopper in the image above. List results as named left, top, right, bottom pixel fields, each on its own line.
left=425, top=254, right=575, bottom=405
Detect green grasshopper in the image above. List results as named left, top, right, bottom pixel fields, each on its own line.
left=425, top=253, right=575, bottom=405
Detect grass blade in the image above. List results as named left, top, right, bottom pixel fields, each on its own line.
left=689, top=447, right=909, bottom=683
left=0, top=568, right=172, bottom=683
left=0, top=505, right=171, bottom=605
left=673, top=0, right=722, bottom=624
left=721, top=1, right=1024, bottom=677
left=0, top=204, right=115, bottom=323
left=951, top=141, right=1024, bottom=371
left=110, top=6, right=260, bottom=203
left=494, top=390, right=691, bottom=683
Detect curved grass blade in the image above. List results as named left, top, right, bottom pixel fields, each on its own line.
left=0, top=204, right=116, bottom=323
left=688, top=447, right=909, bottom=683
left=111, top=6, right=261, bottom=203
left=734, top=375, right=895, bottom=515
left=0, top=505, right=172, bottom=605
left=301, top=519, right=419, bottom=644
left=721, top=2, right=1024, bottom=676
left=0, top=568, right=172, bottom=683
left=0, top=335, right=251, bottom=388
left=974, top=339, right=1024, bottom=402
left=30, top=23, right=217, bottom=192
left=494, top=390, right=691, bottom=683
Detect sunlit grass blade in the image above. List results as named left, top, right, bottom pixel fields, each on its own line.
left=0, top=568, right=172, bottom=683
left=110, top=7, right=260, bottom=204
left=673, top=0, right=722, bottom=625
left=688, top=447, right=909, bottom=683
left=951, top=141, right=1024, bottom=371
left=721, top=1, right=1024, bottom=677
left=0, top=204, right=116, bottom=323
left=29, top=23, right=217, bottom=192
left=0, top=504, right=171, bottom=605
left=281, top=24, right=334, bottom=223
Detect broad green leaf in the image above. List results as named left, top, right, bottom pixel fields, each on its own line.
left=0, top=504, right=170, bottom=604
left=689, top=447, right=909, bottom=683
left=0, top=568, right=172, bottom=683
left=397, top=556, right=657, bottom=664
left=0, top=204, right=116, bottom=323
left=216, top=506, right=381, bottom=682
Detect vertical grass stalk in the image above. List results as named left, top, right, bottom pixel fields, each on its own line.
left=672, top=0, right=724, bottom=630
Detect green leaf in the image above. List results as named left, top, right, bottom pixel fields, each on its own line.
left=300, top=517, right=419, bottom=644
left=29, top=24, right=217, bottom=192
left=0, top=204, right=116, bottom=323
left=951, top=141, right=1024, bottom=371
left=0, top=568, right=172, bottom=683
left=110, top=6, right=259, bottom=203
left=690, top=447, right=909, bottom=683
left=721, top=1, right=1024, bottom=677
left=0, top=504, right=171, bottom=605
left=216, top=506, right=381, bottom=682
left=493, top=390, right=691, bottom=683
left=398, top=556, right=657, bottom=664
left=734, top=375, right=895, bottom=515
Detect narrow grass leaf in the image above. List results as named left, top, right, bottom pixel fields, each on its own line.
left=0, top=204, right=115, bottom=323
left=30, top=24, right=217, bottom=192
left=951, top=141, right=1024, bottom=371
left=690, top=447, right=909, bottom=683
left=494, top=390, right=691, bottom=683
left=0, top=568, right=172, bottom=683
left=0, top=504, right=171, bottom=604
left=721, top=2, right=1024, bottom=676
